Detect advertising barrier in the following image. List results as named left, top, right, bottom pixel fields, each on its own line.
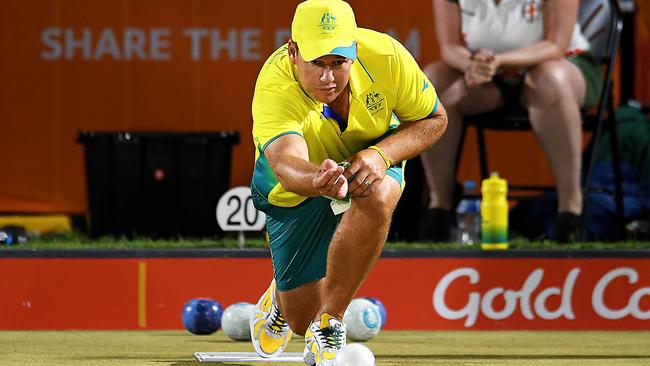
left=1, top=252, right=648, bottom=330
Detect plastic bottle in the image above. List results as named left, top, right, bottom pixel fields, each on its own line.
left=481, top=172, right=508, bottom=250
left=456, top=180, right=481, bottom=245
left=0, top=230, right=12, bottom=246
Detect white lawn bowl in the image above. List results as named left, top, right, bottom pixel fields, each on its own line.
left=221, top=302, right=255, bottom=341
left=343, top=298, right=382, bottom=341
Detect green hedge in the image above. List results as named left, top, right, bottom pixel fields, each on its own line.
left=1, top=232, right=649, bottom=250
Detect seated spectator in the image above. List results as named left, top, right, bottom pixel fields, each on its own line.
left=418, top=0, right=602, bottom=242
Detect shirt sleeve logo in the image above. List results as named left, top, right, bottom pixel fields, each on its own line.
left=365, top=91, right=385, bottom=115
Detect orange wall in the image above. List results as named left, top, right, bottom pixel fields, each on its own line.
left=0, top=0, right=644, bottom=213
left=0, top=0, right=439, bottom=213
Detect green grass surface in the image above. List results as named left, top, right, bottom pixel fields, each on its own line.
left=1, top=330, right=650, bottom=365
left=2, top=231, right=650, bottom=250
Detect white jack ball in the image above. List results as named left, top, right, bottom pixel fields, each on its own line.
left=335, top=343, right=375, bottom=366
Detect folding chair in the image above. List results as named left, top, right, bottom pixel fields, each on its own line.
left=454, top=0, right=625, bottom=239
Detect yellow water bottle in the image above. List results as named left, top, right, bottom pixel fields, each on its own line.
left=481, top=172, right=508, bottom=250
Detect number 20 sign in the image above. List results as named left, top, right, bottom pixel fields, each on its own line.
left=216, top=187, right=266, bottom=231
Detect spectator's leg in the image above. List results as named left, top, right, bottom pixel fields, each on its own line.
left=522, top=59, right=586, bottom=215
left=420, top=61, right=503, bottom=210
left=420, top=62, right=465, bottom=210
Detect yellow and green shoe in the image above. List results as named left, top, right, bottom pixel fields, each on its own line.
left=249, top=280, right=292, bottom=357
left=304, top=313, right=346, bottom=366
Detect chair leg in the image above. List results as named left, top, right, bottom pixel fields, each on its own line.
left=453, top=123, right=468, bottom=177
left=582, top=91, right=627, bottom=241
left=607, top=102, right=626, bottom=240
left=476, top=125, right=489, bottom=179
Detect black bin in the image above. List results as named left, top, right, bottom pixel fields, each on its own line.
left=77, top=131, right=240, bottom=238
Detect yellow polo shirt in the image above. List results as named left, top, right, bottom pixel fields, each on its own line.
left=251, top=28, right=438, bottom=208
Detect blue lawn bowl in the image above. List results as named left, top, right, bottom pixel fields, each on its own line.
left=364, top=297, right=387, bottom=329
left=182, top=298, right=223, bottom=335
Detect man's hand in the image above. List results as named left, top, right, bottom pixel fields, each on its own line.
left=313, top=159, right=348, bottom=200
left=342, top=148, right=388, bottom=197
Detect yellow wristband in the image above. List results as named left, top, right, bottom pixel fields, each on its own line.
left=368, top=145, right=392, bottom=168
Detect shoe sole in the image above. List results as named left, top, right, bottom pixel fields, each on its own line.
left=303, top=336, right=316, bottom=366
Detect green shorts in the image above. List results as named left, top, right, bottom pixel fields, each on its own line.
left=251, top=165, right=404, bottom=292
left=495, top=52, right=603, bottom=110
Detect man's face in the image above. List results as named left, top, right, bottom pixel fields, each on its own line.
left=288, top=41, right=353, bottom=104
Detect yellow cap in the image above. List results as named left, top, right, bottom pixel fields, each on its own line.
left=482, top=172, right=508, bottom=195
left=291, top=0, right=358, bottom=62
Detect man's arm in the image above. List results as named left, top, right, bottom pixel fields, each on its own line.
left=379, top=102, right=448, bottom=165
left=344, top=103, right=448, bottom=195
left=264, top=134, right=349, bottom=199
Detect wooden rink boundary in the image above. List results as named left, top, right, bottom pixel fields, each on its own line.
left=1, top=249, right=649, bottom=331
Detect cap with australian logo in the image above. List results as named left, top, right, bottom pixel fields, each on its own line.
left=291, top=0, right=358, bottom=62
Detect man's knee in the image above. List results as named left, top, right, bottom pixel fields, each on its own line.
left=352, top=177, right=401, bottom=219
